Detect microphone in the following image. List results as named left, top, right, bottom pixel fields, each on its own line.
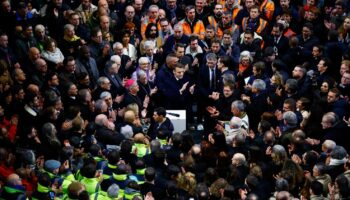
left=167, top=112, right=180, bottom=117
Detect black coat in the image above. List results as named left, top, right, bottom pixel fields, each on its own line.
left=95, top=125, right=125, bottom=146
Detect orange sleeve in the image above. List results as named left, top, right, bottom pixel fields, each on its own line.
left=195, top=21, right=205, bottom=40
left=264, top=1, right=275, bottom=21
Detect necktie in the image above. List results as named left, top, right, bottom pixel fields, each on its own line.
left=210, top=68, right=215, bottom=90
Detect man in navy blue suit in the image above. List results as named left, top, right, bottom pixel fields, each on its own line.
left=196, top=53, right=221, bottom=131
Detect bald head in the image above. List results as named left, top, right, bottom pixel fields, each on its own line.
left=29, top=47, right=40, bottom=61
left=35, top=58, right=48, bottom=73
left=95, top=114, right=108, bottom=126
left=7, top=173, right=22, bottom=186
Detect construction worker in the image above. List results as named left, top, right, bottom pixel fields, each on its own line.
left=241, top=5, right=268, bottom=36
left=207, top=4, right=224, bottom=34
left=177, top=5, right=205, bottom=40
left=257, top=0, right=275, bottom=21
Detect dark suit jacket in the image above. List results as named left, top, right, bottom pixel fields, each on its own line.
left=75, top=57, right=100, bottom=84
left=196, top=65, right=221, bottom=103
left=103, top=70, right=125, bottom=96
left=264, top=35, right=289, bottom=57
left=162, top=35, right=189, bottom=56
left=95, top=125, right=125, bottom=146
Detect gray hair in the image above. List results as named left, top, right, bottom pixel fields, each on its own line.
left=35, top=24, right=45, bottom=32
left=330, top=145, right=347, bottom=160
left=110, top=55, right=121, bottom=63
left=239, top=50, right=253, bottom=63
left=97, top=76, right=109, bottom=86
left=231, top=100, right=245, bottom=112
left=95, top=99, right=107, bottom=113
left=230, top=116, right=242, bottom=129
left=222, top=73, right=235, bottom=84
left=149, top=4, right=159, bottom=11
left=232, top=153, right=246, bottom=165
left=138, top=57, right=149, bottom=64
left=285, top=78, right=298, bottom=91
left=174, top=24, right=183, bottom=31
left=314, top=163, right=327, bottom=175
left=272, top=144, right=286, bottom=154
left=206, top=52, right=217, bottom=61
left=275, top=178, right=289, bottom=192
left=252, top=79, right=266, bottom=91
left=322, top=140, right=336, bottom=152
left=42, top=123, right=57, bottom=139
left=112, top=42, right=123, bottom=50
left=64, top=24, right=74, bottom=32
left=100, top=91, right=112, bottom=100
left=137, top=70, right=147, bottom=79
left=143, top=40, right=155, bottom=50
left=283, top=111, right=297, bottom=126
left=322, top=112, right=338, bottom=126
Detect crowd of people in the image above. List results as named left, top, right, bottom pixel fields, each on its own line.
left=1, top=0, right=350, bottom=199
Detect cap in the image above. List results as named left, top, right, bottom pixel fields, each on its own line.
left=44, top=160, right=61, bottom=172
left=107, top=184, right=120, bottom=198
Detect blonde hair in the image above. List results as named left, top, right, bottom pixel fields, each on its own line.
left=177, top=172, right=197, bottom=195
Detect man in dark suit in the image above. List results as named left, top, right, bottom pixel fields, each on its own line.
left=264, top=23, right=289, bottom=58
left=103, top=58, right=125, bottom=98
left=196, top=52, right=221, bottom=131
left=155, top=53, right=180, bottom=107
left=95, top=114, right=125, bottom=146
left=112, top=42, right=136, bottom=78
left=75, top=45, right=99, bottom=89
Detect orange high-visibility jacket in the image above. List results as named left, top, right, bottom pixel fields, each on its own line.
left=222, top=0, right=242, bottom=20
left=258, top=0, right=275, bottom=21
left=241, top=17, right=267, bottom=35
left=178, top=19, right=205, bottom=40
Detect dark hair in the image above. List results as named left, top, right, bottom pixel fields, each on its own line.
left=175, top=43, right=186, bottom=50
left=43, top=38, right=57, bottom=51
left=145, top=23, right=158, bottom=38
left=244, top=29, right=254, bottom=37
left=145, top=167, right=155, bottom=181
left=107, top=150, right=120, bottom=165
left=310, top=180, right=323, bottom=195
left=185, top=5, right=195, bottom=13
left=272, top=59, right=286, bottom=71
left=211, top=38, right=221, bottom=45
left=206, top=25, right=215, bottom=30
left=154, top=107, right=166, bottom=117
left=219, top=55, right=231, bottom=67
left=171, top=133, right=183, bottom=148
left=89, top=144, right=101, bottom=157
left=273, top=23, right=284, bottom=32
left=91, top=27, right=101, bottom=38
left=38, top=173, right=52, bottom=187
left=189, top=34, right=199, bottom=42
left=63, top=56, right=75, bottom=66
left=303, top=22, right=314, bottom=32
left=80, top=162, right=97, bottom=178
left=320, top=57, right=332, bottom=69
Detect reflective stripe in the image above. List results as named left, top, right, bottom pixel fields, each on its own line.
left=112, top=173, right=127, bottom=181
left=107, top=164, right=117, bottom=169
left=37, top=183, right=51, bottom=193
left=136, top=168, right=146, bottom=175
